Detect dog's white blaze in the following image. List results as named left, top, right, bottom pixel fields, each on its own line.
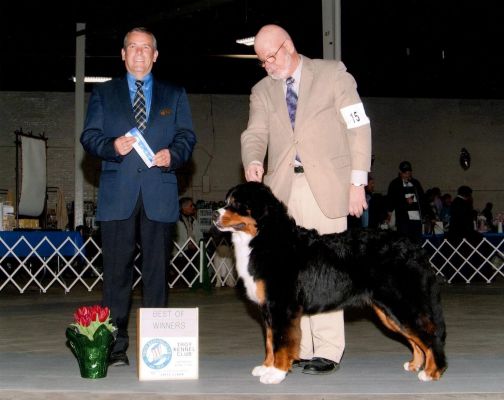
left=231, top=231, right=259, bottom=304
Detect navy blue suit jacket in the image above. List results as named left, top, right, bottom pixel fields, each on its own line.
left=81, top=76, right=196, bottom=223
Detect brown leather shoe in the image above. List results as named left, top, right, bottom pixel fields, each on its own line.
left=302, top=357, right=339, bottom=375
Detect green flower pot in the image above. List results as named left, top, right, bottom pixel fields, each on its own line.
left=66, top=325, right=115, bottom=378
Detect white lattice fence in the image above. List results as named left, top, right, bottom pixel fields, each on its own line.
left=0, top=234, right=236, bottom=293
left=422, top=236, right=504, bottom=283
left=1, top=233, right=503, bottom=293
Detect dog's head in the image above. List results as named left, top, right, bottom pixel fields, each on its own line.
left=213, top=182, right=288, bottom=237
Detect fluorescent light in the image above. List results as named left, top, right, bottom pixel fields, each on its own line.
left=72, top=76, right=112, bottom=83
left=236, top=36, right=255, bottom=46
left=213, top=54, right=258, bottom=59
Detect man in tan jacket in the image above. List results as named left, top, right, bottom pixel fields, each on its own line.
left=242, top=24, right=372, bottom=375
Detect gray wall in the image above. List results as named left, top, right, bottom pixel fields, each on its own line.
left=0, top=92, right=502, bottom=217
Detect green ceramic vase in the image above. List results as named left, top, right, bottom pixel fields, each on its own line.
left=66, top=325, right=114, bottom=378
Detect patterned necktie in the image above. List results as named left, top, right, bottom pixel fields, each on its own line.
left=286, top=77, right=301, bottom=163
left=133, top=80, right=147, bottom=132
left=286, top=77, right=297, bottom=128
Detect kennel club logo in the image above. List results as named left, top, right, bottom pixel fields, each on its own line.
left=142, top=338, right=172, bottom=369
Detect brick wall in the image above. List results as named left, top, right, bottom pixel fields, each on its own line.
left=1, top=91, right=503, bottom=227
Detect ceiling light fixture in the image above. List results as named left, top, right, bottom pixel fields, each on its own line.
left=236, top=36, right=255, bottom=46
left=72, top=76, right=112, bottom=83
left=213, top=54, right=257, bottom=59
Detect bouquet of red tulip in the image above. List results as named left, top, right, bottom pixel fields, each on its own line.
left=70, top=305, right=117, bottom=341
left=66, top=305, right=116, bottom=378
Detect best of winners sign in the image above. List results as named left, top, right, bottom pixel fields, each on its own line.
left=137, top=308, right=198, bottom=380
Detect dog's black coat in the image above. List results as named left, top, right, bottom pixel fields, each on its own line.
left=215, top=182, right=447, bottom=381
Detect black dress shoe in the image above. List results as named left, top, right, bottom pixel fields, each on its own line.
left=292, top=358, right=311, bottom=368
left=109, top=351, right=129, bottom=367
left=302, top=357, right=339, bottom=375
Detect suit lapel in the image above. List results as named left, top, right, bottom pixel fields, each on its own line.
left=147, top=80, right=163, bottom=134
left=295, top=55, right=314, bottom=137
left=270, top=78, right=293, bottom=134
left=117, top=78, right=138, bottom=131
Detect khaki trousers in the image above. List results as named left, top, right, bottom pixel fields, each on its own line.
left=287, top=173, right=346, bottom=362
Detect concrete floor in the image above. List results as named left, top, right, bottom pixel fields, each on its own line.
left=1, top=281, right=504, bottom=400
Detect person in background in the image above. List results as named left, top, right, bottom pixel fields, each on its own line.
left=386, top=161, right=426, bottom=241
left=447, top=185, right=480, bottom=243
left=425, top=187, right=443, bottom=234
left=440, top=193, right=452, bottom=231
left=174, top=197, right=203, bottom=252
left=361, top=174, right=388, bottom=229
left=80, top=27, right=196, bottom=367
left=481, top=202, right=495, bottom=232
left=241, top=24, right=372, bottom=375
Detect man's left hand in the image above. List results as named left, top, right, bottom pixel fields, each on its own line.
left=349, top=185, right=367, bottom=217
left=153, top=149, right=171, bottom=167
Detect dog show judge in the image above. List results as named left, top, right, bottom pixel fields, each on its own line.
left=241, top=24, right=372, bottom=375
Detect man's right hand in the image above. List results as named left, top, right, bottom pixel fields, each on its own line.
left=245, top=163, right=264, bottom=182
left=114, top=135, right=137, bottom=156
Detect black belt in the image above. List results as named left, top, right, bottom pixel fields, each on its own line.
left=294, top=165, right=304, bottom=173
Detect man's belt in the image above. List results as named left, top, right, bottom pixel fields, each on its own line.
left=294, top=165, right=304, bottom=173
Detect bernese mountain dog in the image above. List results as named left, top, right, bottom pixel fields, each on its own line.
left=213, top=182, right=447, bottom=384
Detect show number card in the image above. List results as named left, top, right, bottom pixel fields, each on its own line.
left=137, top=308, right=199, bottom=380
left=125, top=127, right=155, bottom=168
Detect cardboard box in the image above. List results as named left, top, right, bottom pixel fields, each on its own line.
left=137, top=308, right=198, bottom=380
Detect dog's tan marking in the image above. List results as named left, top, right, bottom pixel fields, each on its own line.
left=263, top=326, right=274, bottom=367
left=219, top=211, right=258, bottom=236
left=255, top=279, right=266, bottom=305
left=422, top=347, right=445, bottom=380
left=372, top=304, right=444, bottom=380
left=272, top=311, right=302, bottom=371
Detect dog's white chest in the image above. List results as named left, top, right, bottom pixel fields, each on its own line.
left=232, top=232, right=259, bottom=304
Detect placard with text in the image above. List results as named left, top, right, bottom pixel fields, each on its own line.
left=137, top=308, right=198, bottom=380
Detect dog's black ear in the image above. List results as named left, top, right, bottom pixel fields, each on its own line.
left=246, top=182, right=291, bottom=228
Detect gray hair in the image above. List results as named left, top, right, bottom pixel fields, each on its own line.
left=123, top=27, right=158, bottom=50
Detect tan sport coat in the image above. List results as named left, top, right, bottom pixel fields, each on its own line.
left=241, top=56, right=372, bottom=218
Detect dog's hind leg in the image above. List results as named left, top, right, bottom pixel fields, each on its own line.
left=372, top=305, right=425, bottom=372
left=372, top=304, right=446, bottom=381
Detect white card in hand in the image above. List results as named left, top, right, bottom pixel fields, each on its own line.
left=125, top=127, right=155, bottom=168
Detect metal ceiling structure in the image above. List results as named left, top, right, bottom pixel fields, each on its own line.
left=1, top=0, right=503, bottom=98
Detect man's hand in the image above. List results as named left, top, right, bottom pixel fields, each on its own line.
left=152, top=149, right=171, bottom=167
left=348, top=185, right=368, bottom=217
left=245, top=163, right=264, bottom=182
left=114, top=135, right=137, bottom=156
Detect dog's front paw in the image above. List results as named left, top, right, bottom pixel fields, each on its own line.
left=252, top=365, right=271, bottom=376
left=259, top=367, right=287, bottom=384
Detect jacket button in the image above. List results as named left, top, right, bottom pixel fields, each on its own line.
left=137, top=168, right=143, bottom=172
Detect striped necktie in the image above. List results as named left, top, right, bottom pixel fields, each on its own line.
left=286, top=77, right=297, bottom=128
left=133, top=80, right=147, bottom=132
left=286, top=77, right=301, bottom=163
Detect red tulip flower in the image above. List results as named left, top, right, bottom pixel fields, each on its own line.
left=70, top=305, right=116, bottom=341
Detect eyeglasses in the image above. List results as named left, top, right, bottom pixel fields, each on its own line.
left=257, top=40, right=286, bottom=67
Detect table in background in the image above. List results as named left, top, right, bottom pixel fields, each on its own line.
left=0, top=230, right=84, bottom=257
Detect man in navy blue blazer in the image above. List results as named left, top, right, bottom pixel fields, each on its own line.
left=81, top=27, right=196, bottom=366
